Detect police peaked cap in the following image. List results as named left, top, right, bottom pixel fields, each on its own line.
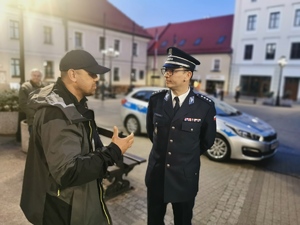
left=163, top=47, right=200, bottom=71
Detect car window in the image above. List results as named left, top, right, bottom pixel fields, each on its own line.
left=132, top=91, right=155, bottom=102
left=212, top=97, right=241, bottom=116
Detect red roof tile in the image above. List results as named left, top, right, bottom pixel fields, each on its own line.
left=9, top=0, right=151, bottom=39
left=147, top=15, right=234, bottom=55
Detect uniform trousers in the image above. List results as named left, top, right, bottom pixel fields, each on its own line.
left=147, top=188, right=195, bottom=225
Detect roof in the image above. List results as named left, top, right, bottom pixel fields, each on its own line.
left=147, top=15, right=234, bottom=55
left=8, top=0, right=152, bottom=39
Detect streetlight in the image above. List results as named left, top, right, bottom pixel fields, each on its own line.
left=101, top=47, right=119, bottom=94
left=275, top=56, right=287, bottom=106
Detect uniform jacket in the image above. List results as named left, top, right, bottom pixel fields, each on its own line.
left=18, top=80, right=44, bottom=126
left=20, top=78, right=121, bottom=225
left=145, top=88, right=216, bottom=203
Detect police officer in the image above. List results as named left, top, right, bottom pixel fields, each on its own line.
left=145, top=47, right=217, bottom=225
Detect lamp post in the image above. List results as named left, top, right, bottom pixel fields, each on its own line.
left=101, top=47, right=119, bottom=93
left=275, top=56, right=287, bottom=106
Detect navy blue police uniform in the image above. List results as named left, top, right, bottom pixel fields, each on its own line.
left=145, top=47, right=217, bottom=225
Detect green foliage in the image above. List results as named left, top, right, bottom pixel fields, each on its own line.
left=0, top=89, right=19, bottom=112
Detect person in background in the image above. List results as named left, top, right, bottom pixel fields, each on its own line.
left=145, top=47, right=217, bottom=225
left=20, top=49, right=134, bottom=225
left=18, top=68, right=44, bottom=134
left=235, top=85, right=241, bottom=103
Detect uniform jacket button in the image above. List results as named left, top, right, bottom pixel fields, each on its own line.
left=170, top=139, right=173, bottom=143
left=167, top=164, right=170, bottom=167
left=168, top=152, right=171, bottom=155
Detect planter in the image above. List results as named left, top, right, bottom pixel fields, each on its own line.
left=0, top=111, right=18, bottom=135
left=21, top=120, right=29, bottom=153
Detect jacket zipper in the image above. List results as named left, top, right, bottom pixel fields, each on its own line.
left=89, top=121, right=111, bottom=224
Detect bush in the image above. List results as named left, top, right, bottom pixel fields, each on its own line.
left=0, top=89, right=19, bottom=112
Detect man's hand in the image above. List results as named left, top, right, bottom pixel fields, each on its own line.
left=111, top=126, right=134, bottom=154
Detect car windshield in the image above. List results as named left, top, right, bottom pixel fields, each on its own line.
left=211, top=96, right=241, bottom=116
left=132, top=90, right=156, bottom=102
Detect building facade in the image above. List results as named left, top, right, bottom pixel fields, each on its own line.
left=230, top=0, right=300, bottom=101
left=0, top=0, right=151, bottom=93
left=146, top=15, right=233, bottom=96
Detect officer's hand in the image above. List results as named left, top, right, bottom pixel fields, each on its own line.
left=111, top=126, right=134, bottom=154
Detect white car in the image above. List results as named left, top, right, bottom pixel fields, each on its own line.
left=120, top=87, right=279, bottom=162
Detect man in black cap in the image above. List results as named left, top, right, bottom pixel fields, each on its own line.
left=20, top=49, right=134, bottom=225
left=145, top=47, right=216, bottom=225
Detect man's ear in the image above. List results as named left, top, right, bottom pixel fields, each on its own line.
left=186, top=70, right=192, bottom=80
left=67, top=69, right=77, bottom=82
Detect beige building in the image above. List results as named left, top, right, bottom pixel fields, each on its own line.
left=0, top=0, right=151, bottom=93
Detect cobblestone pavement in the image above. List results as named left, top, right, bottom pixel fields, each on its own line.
left=0, top=96, right=299, bottom=225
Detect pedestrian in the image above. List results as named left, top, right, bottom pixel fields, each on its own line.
left=100, top=81, right=106, bottom=101
left=235, top=85, right=240, bottom=102
left=145, top=47, right=217, bottom=225
left=18, top=68, right=44, bottom=134
left=20, top=49, right=134, bottom=225
left=219, top=88, right=224, bottom=101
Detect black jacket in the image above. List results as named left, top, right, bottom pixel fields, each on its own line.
left=145, top=88, right=216, bottom=202
left=20, top=78, right=121, bottom=225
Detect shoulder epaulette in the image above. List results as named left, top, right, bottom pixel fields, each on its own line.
left=151, top=89, right=168, bottom=97
left=195, top=93, right=213, bottom=104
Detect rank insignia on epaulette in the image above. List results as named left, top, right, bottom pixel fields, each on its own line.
left=197, top=94, right=212, bottom=102
left=189, top=96, right=194, bottom=105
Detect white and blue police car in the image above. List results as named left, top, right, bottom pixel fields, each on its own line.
left=121, top=87, right=278, bottom=162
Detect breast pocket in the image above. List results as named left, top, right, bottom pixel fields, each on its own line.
left=181, top=121, right=201, bottom=133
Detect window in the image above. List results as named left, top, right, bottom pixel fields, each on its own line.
left=75, top=32, right=82, bottom=48
left=194, top=38, right=202, bottom=46
left=290, top=42, right=300, bottom=59
left=161, top=40, right=168, bottom=47
left=132, top=42, right=138, bottom=56
left=44, top=26, right=52, bottom=44
left=247, top=15, right=257, bottom=31
left=139, top=70, right=144, bottom=80
left=131, top=69, right=136, bottom=81
left=265, top=43, right=276, bottom=60
left=178, top=39, right=186, bottom=46
left=114, top=39, right=120, bottom=51
left=269, top=12, right=280, bottom=29
left=212, top=59, right=220, bottom=71
left=244, top=45, right=253, bottom=60
left=132, top=90, right=155, bottom=102
left=10, top=20, right=19, bottom=39
left=113, top=67, right=119, bottom=81
left=217, top=36, right=226, bottom=44
left=294, top=9, right=300, bottom=27
left=11, top=58, right=20, bottom=77
left=99, top=36, right=105, bottom=50
left=44, top=61, right=54, bottom=78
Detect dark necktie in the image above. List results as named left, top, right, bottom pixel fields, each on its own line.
left=173, top=97, right=180, bottom=116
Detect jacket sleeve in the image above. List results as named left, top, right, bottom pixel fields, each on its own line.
left=146, top=97, right=154, bottom=142
left=200, top=102, right=217, bottom=154
left=39, top=107, right=122, bottom=189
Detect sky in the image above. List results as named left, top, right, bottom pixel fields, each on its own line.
left=108, top=0, right=235, bottom=28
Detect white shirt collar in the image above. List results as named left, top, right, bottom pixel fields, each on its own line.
left=171, top=88, right=190, bottom=107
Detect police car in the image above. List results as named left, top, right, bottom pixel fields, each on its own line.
left=120, top=87, right=278, bottom=162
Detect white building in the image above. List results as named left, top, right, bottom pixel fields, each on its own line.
left=230, top=0, right=300, bottom=101
left=0, top=0, right=151, bottom=93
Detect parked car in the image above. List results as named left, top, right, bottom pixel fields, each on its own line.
left=120, top=87, right=279, bottom=162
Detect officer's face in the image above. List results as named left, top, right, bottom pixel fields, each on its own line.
left=163, top=68, right=191, bottom=90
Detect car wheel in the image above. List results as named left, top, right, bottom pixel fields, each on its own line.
left=124, top=115, right=141, bottom=135
left=205, top=134, right=230, bottom=162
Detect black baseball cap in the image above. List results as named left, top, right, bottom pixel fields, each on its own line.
left=163, top=47, right=200, bottom=71
left=59, top=49, right=110, bottom=74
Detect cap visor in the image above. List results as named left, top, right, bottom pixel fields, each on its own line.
left=85, top=64, right=110, bottom=74
left=163, top=63, right=182, bottom=69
